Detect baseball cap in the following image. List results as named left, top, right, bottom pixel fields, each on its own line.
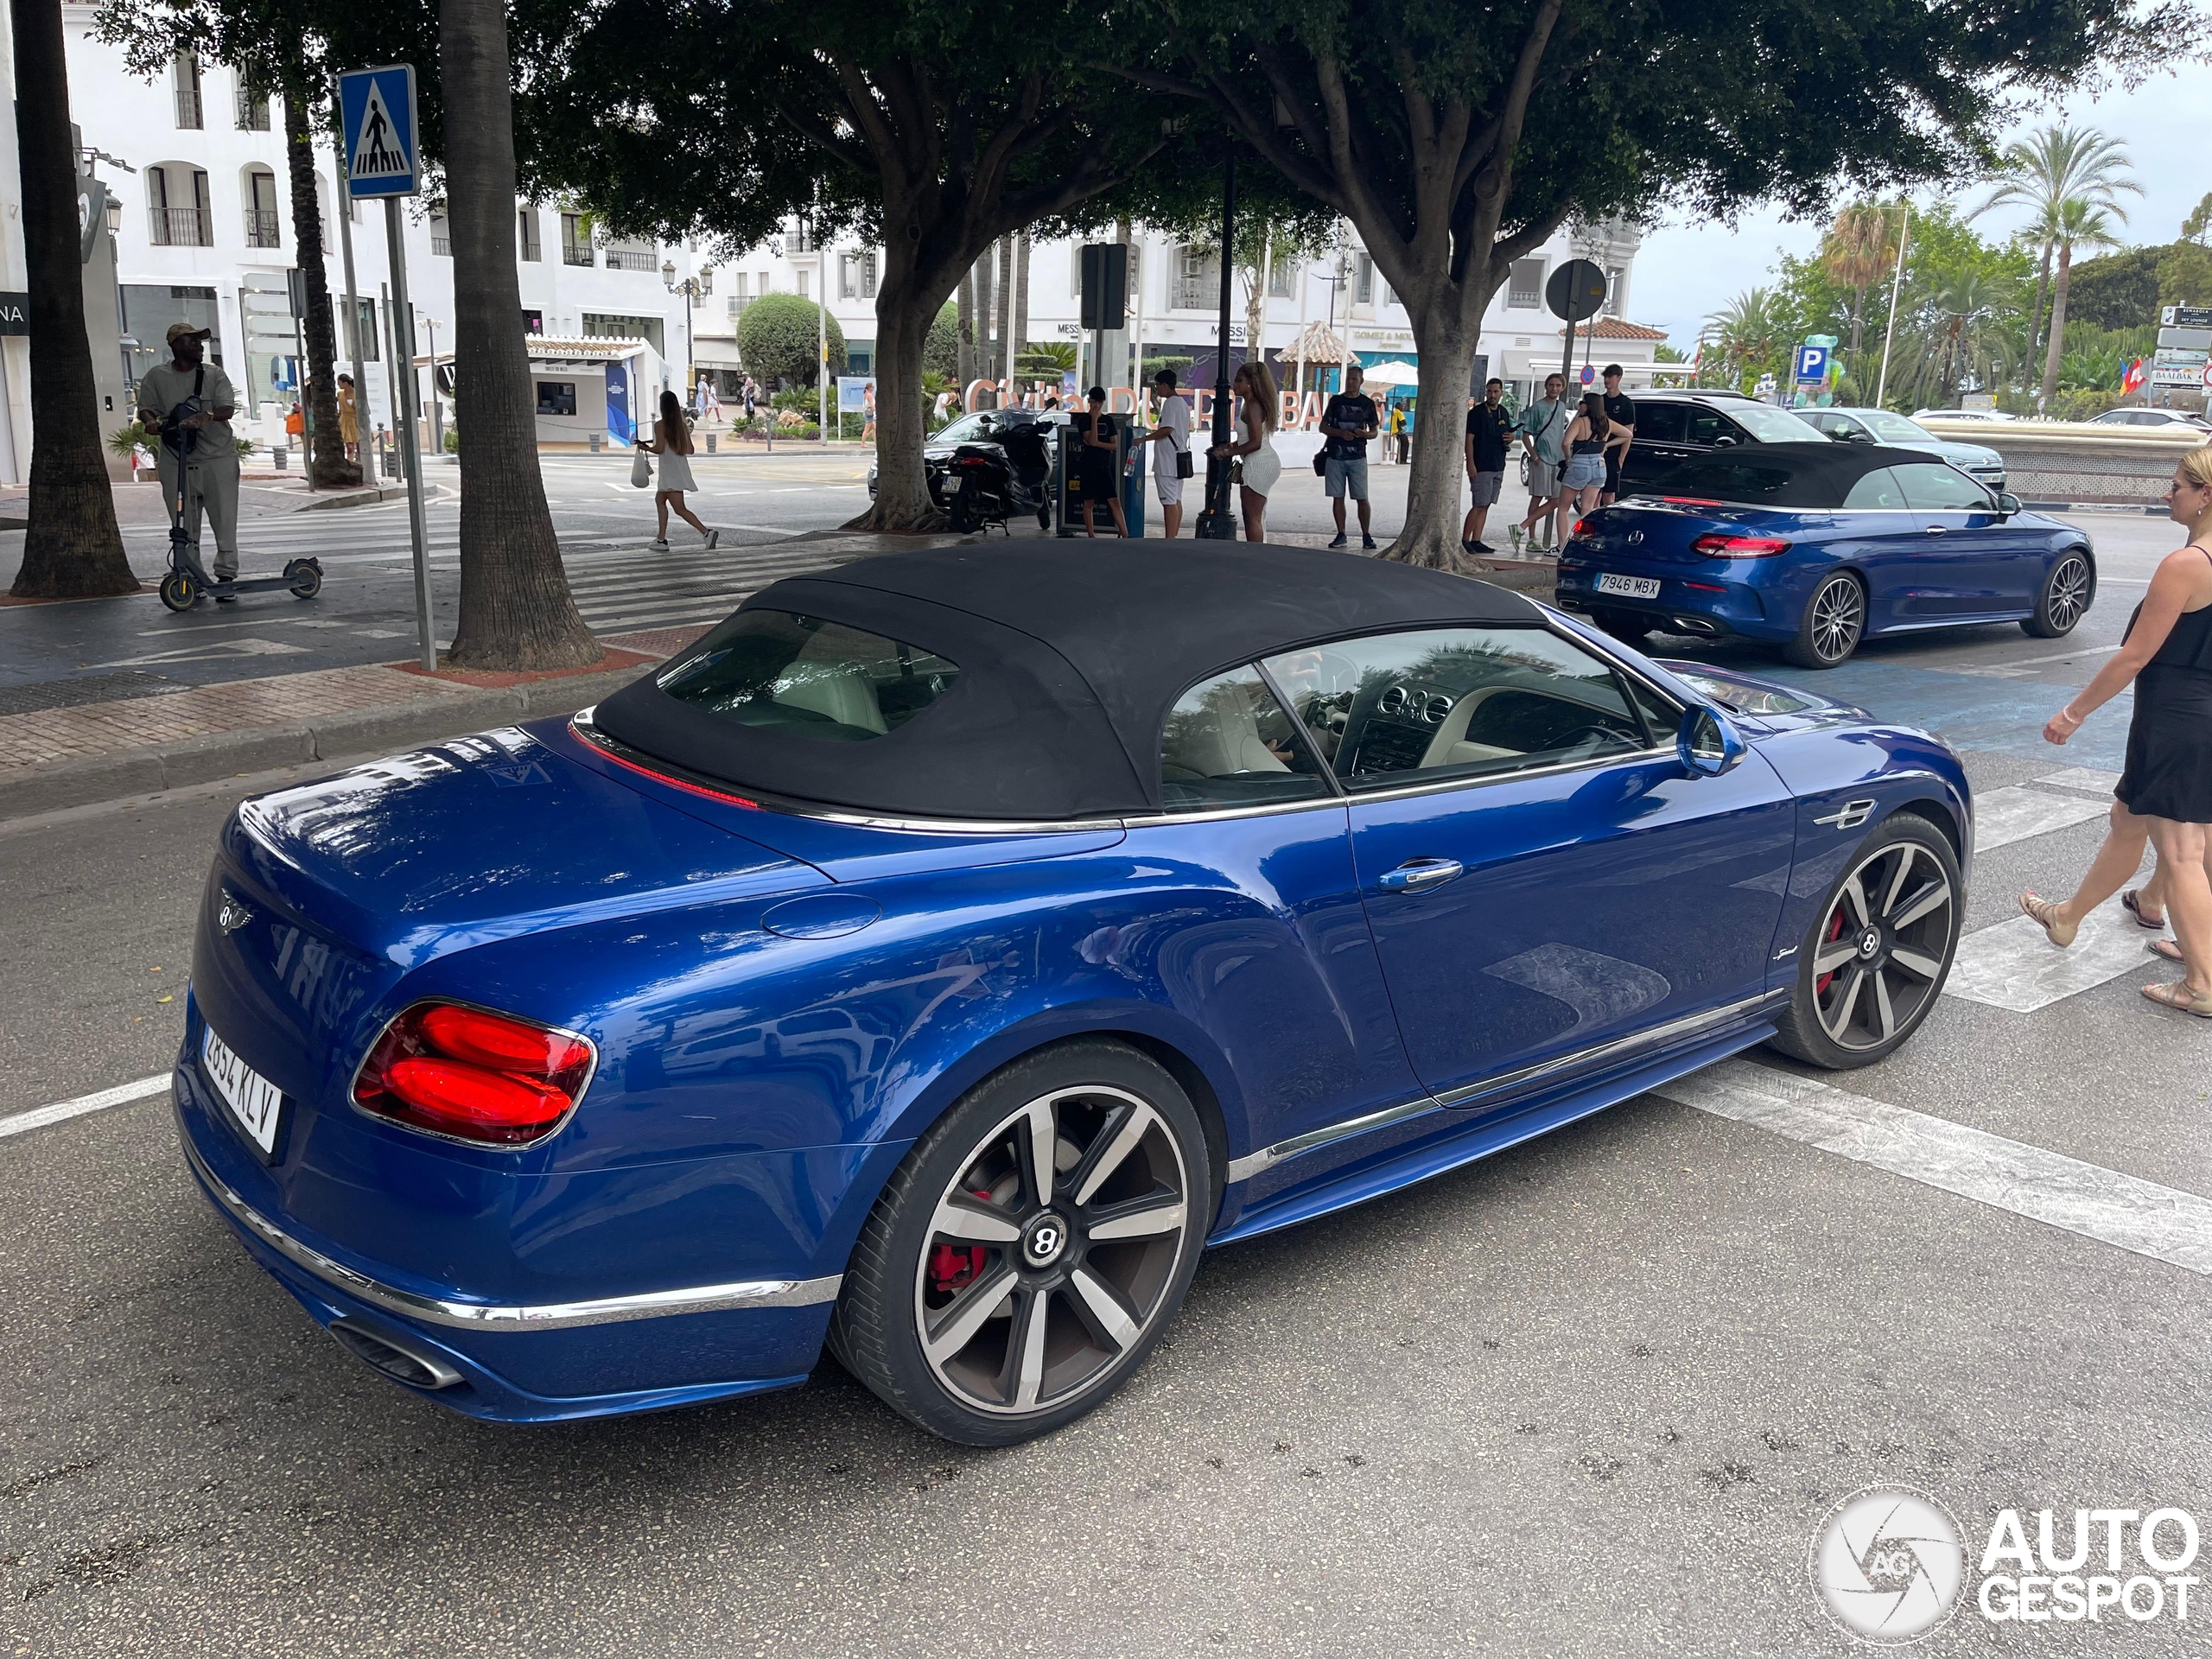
left=165, top=322, right=212, bottom=346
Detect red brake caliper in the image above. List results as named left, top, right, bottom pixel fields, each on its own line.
left=926, top=1191, right=996, bottom=1294
left=1816, top=906, right=1847, bottom=996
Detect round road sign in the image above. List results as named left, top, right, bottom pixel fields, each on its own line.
left=1546, top=258, right=1609, bottom=323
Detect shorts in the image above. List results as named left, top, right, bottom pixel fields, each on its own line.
left=1468, top=469, right=1503, bottom=507
left=1154, top=465, right=1184, bottom=506
left=1325, top=456, right=1369, bottom=499
left=1527, top=459, right=1560, bottom=497
left=1561, top=453, right=1606, bottom=493
left=1603, top=449, right=1624, bottom=495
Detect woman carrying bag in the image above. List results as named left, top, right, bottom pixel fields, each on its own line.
left=636, top=388, right=718, bottom=550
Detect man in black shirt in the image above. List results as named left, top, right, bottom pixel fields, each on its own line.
left=1461, top=378, right=1514, bottom=556
left=1599, top=363, right=1636, bottom=505
left=1319, top=364, right=1378, bottom=550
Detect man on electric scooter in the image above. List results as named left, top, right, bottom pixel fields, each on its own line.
left=137, top=322, right=241, bottom=601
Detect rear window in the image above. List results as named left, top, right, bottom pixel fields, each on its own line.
left=654, top=610, right=960, bottom=742
left=1727, top=405, right=1829, bottom=443
left=1641, top=455, right=1840, bottom=508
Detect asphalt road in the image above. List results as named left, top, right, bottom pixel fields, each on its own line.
left=3, top=483, right=2209, bottom=1656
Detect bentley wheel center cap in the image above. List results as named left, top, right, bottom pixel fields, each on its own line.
left=1021, top=1212, right=1071, bottom=1268
left=1858, top=927, right=1883, bottom=960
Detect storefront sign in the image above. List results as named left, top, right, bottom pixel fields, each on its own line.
left=0, top=292, right=28, bottom=335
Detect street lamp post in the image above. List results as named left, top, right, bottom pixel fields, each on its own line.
left=663, top=260, right=711, bottom=420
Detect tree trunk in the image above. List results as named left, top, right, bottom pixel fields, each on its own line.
left=846, top=264, right=944, bottom=531
left=2040, top=243, right=2073, bottom=410
left=1847, top=283, right=1866, bottom=375
left=994, top=235, right=1014, bottom=389
left=2026, top=241, right=2053, bottom=386
left=283, top=82, right=359, bottom=490
left=439, top=0, right=598, bottom=669
left=957, top=264, right=976, bottom=385
left=6, top=0, right=134, bottom=600
left=1382, top=296, right=1480, bottom=570
left=1011, top=232, right=1030, bottom=388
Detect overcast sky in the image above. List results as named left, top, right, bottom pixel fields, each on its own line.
left=1627, top=62, right=2212, bottom=347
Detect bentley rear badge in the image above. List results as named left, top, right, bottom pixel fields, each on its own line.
left=217, top=895, right=252, bottom=934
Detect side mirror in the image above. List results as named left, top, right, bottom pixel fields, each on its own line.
left=1712, top=435, right=1737, bottom=448
left=1996, top=491, right=2023, bottom=518
left=1677, top=705, right=1746, bottom=776
left=1845, top=429, right=1877, bottom=444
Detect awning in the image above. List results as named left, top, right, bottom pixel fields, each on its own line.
left=687, top=338, right=745, bottom=368
left=1359, top=359, right=1422, bottom=388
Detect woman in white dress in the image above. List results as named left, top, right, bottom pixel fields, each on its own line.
left=639, top=389, right=717, bottom=550
left=1210, top=359, right=1281, bottom=542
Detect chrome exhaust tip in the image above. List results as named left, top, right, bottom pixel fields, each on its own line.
left=329, top=1317, right=464, bottom=1390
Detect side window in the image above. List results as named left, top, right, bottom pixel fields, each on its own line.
left=1633, top=403, right=1688, bottom=443
left=1683, top=407, right=1735, bottom=447
left=1842, top=467, right=1910, bottom=510
left=1893, top=462, right=1992, bottom=513
left=1158, top=665, right=1332, bottom=810
left=1262, top=627, right=1654, bottom=792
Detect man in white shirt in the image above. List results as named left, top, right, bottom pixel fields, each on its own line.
left=1136, top=367, right=1193, bottom=537
left=137, top=322, right=242, bottom=595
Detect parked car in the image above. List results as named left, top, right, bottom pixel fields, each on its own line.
left=1795, top=406, right=2006, bottom=490
left=1614, top=392, right=1830, bottom=493
left=175, top=543, right=1970, bottom=1443
left=2088, top=408, right=2212, bottom=434
left=1911, top=406, right=2015, bottom=422
left=1556, top=442, right=2094, bottom=668
left=866, top=407, right=1070, bottom=501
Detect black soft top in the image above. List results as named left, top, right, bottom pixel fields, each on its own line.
left=592, top=542, right=1541, bottom=820
left=1632, top=441, right=1957, bottom=509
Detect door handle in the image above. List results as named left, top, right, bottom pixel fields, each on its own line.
left=1378, top=858, right=1464, bottom=891
left=1923, top=524, right=1948, bottom=536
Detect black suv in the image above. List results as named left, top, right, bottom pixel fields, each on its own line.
left=1614, top=391, right=1830, bottom=493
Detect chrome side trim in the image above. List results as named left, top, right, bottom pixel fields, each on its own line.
left=181, top=1130, right=842, bottom=1330
left=1431, top=990, right=1786, bottom=1109
left=1224, top=989, right=1786, bottom=1183
left=571, top=713, right=1126, bottom=836
left=1338, top=742, right=1679, bottom=809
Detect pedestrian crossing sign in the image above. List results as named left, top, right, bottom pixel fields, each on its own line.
left=338, top=66, right=420, bottom=198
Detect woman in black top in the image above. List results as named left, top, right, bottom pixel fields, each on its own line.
left=2023, top=449, right=2212, bottom=1017
left=1072, top=385, right=1128, bottom=537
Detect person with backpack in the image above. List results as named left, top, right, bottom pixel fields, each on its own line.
left=1135, top=367, right=1194, bottom=537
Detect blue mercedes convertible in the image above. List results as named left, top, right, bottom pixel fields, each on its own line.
left=1554, top=442, right=2094, bottom=667
left=176, top=545, right=1971, bottom=1444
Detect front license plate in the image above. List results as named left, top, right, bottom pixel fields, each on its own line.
left=1594, top=573, right=1661, bottom=600
left=202, top=1023, right=285, bottom=1158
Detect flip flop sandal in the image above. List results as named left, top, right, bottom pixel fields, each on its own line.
left=2149, top=938, right=2186, bottom=964
left=2122, top=889, right=2167, bottom=930
left=2141, top=981, right=2212, bottom=1019
left=2019, top=892, right=2078, bottom=948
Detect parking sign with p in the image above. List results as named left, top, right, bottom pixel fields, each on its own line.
left=1794, top=343, right=1829, bottom=386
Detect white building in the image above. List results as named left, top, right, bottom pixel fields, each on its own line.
left=2, top=10, right=1662, bottom=480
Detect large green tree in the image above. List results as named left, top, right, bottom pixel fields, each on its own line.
left=8, top=0, right=135, bottom=600
left=1130, top=0, right=2185, bottom=568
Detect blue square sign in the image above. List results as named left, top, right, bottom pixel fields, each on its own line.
left=338, top=66, right=420, bottom=198
left=1794, top=343, right=1829, bottom=385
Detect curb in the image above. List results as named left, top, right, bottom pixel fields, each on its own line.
left=295, top=484, right=413, bottom=512
left=0, top=661, right=651, bottom=824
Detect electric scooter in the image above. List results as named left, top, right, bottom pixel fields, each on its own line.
left=154, top=397, right=322, bottom=613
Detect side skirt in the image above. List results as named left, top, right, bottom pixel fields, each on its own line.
left=1205, top=1020, right=1778, bottom=1248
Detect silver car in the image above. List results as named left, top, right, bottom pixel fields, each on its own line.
left=1800, top=406, right=2007, bottom=490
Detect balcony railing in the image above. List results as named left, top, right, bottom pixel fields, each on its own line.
left=149, top=207, right=211, bottom=247
left=245, top=209, right=281, bottom=249
left=175, top=88, right=203, bottom=129
left=1170, top=276, right=1213, bottom=311
left=234, top=90, right=270, bottom=130
left=604, top=249, right=658, bottom=272
left=432, top=235, right=452, bottom=256
left=563, top=243, right=594, bottom=268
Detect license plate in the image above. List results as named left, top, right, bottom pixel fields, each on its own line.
left=202, top=1023, right=285, bottom=1158
left=1594, top=573, right=1661, bottom=600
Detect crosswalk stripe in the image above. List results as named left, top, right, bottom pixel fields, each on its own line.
left=1942, top=893, right=2157, bottom=1014
left=2036, top=766, right=2124, bottom=795
left=1973, top=785, right=2113, bottom=851
left=1659, top=1058, right=2212, bottom=1278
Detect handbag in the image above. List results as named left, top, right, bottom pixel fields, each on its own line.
left=1313, top=451, right=1328, bottom=476
left=1176, top=448, right=1195, bottom=480
left=630, top=446, right=653, bottom=488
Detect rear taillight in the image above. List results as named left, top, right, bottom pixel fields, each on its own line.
left=1690, top=533, right=1790, bottom=557
left=353, top=1002, right=594, bottom=1147
left=1571, top=518, right=1591, bottom=537
left=1659, top=496, right=1726, bottom=508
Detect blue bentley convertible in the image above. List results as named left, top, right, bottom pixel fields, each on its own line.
left=177, top=545, right=1971, bottom=1444
left=1554, top=442, right=2094, bottom=667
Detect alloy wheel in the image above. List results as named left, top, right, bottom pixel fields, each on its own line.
left=2045, top=554, right=2091, bottom=632
left=1811, top=841, right=1955, bottom=1051
left=912, top=1085, right=1191, bottom=1416
left=1809, top=576, right=1865, bottom=664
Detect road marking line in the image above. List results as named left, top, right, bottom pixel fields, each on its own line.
left=1659, top=1059, right=2212, bottom=1276
left=1954, top=643, right=2123, bottom=678
left=1943, top=893, right=2154, bottom=1014
left=1972, top=785, right=2113, bottom=851
left=1, top=1074, right=170, bottom=1141
left=2036, top=766, right=2124, bottom=794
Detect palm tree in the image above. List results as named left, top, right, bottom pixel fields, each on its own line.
left=7, top=0, right=136, bottom=599
left=2039, top=196, right=2126, bottom=407
left=1973, top=124, right=2141, bottom=388
left=1822, top=202, right=1898, bottom=376
left=1706, top=288, right=1784, bottom=387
